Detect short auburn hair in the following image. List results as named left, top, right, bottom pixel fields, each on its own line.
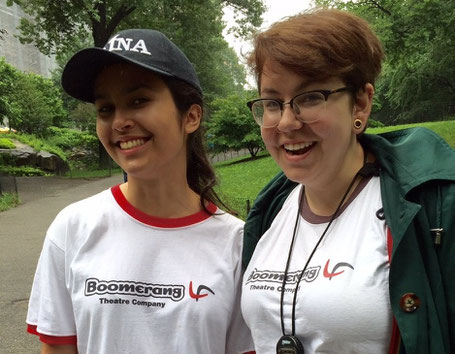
left=248, top=9, right=384, bottom=91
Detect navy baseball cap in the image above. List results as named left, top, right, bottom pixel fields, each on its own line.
left=61, top=29, right=202, bottom=102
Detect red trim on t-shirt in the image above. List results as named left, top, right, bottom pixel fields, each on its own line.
left=386, top=227, right=393, bottom=263
left=111, top=184, right=217, bottom=228
left=385, top=227, right=402, bottom=354
left=27, top=324, right=77, bottom=345
left=388, top=318, right=402, bottom=354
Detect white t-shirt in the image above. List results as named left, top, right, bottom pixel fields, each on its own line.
left=27, top=185, right=253, bottom=354
left=242, top=177, right=392, bottom=354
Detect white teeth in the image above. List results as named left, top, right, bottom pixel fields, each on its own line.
left=284, top=142, right=313, bottom=151
left=119, top=139, right=146, bottom=150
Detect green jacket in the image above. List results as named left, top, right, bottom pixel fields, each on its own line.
left=243, top=127, right=455, bottom=353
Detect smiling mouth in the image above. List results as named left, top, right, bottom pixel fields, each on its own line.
left=283, top=142, right=315, bottom=155
left=119, top=138, right=148, bottom=150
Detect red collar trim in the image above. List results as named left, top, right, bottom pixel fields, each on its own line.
left=111, top=185, right=217, bottom=228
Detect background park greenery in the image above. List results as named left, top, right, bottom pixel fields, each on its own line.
left=1, top=0, right=455, bottom=214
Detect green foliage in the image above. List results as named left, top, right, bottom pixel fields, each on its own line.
left=0, top=57, right=20, bottom=120
left=207, top=91, right=264, bottom=157
left=0, top=138, right=15, bottom=149
left=367, top=119, right=384, bottom=128
left=3, top=128, right=100, bottom=169
left=367, top=120, right=455, bottom=149
left=0, top=165, right=46, bottom=176
left=2, top=132, right=66, bottom=161
left=9, top=0, right=265, bottom=56
left=47, top=127, right=98, bottom=151
left=214, top=151, right=279, bottom=219
left=0, top=193, right=20, bottom=212
left=116, top=0, right=253, bottom=101
left=0, top=58, right=67, bottom=135
left=68, top=103, right=97, bottom=133
left=314, top=0, right=455, bottom=124
left=46, top=127, right=99, bottom=168
left=68, top=168, right=123, bottom=179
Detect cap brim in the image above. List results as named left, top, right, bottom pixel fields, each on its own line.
left=61, top=48, right=174, bottom=103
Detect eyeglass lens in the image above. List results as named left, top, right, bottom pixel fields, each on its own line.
left=253, top=91, right=326, bottom=127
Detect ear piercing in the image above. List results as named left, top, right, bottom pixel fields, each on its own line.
left=353, top=119, right=363, bottom=129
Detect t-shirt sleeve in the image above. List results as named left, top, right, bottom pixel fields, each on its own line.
left=26, top=214, right=77, bottom=344
left=226, top=228, right=255, bottom=354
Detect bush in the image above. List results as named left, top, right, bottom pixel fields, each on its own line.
left=0, top=193, right=20, bottom=212
left=0, top=138, right=15, bottom=149
left=47, top=127, right=99, bottom=168
left=0, top=165, right=46, bottom=176
left=368, top=119, right=385, bottom=128
left=2, top=132, right=66, bottom=161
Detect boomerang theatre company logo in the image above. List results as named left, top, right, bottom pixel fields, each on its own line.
left=189, top=281, right=215, bottom=301
left=323, top=259, right=354, bottom=280
left=246, top=260, right=354, bottom=292
left=84, top=278, right=215, bottom=308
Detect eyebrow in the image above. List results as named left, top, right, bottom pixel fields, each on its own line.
left=260, top=81, right=310, bottom=97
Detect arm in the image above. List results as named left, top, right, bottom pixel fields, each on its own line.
left=41, top=343, right=78, bottom=354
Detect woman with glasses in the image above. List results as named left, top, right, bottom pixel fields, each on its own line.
left=241, top=9, right=455, bottom=354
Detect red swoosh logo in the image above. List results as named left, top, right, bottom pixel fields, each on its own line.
left=323, top=259, right=345, bottom=279
left=189, top=281, right=208, bottom=300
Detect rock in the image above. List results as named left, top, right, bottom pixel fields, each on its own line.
left=0, top=148, right=37, bottom=166
left=0, top=147, right=69, bottom=175
left=37, top=151, right=68, bottom=174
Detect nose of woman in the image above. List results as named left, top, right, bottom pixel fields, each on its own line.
left=112, top=109, right=135, bottom=132
left=275, top=105, right=304, bottom=133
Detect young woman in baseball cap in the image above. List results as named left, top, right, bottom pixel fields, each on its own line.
left=26, top=29, right=253, bottom=354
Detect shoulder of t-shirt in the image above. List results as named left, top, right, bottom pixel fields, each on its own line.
left=45, top=188, right=113, bottom=248
left=52, top=188, right=113, bottom=222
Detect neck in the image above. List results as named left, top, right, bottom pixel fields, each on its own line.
left=304, top=145, right=366, bottom=216
left=120, top=177, right=202, bottom=218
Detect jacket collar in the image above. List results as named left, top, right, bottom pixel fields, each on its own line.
left=360, top=127, right=455, bottom=196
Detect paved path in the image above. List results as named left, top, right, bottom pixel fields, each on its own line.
left=0, top=174, right=123, bottom=353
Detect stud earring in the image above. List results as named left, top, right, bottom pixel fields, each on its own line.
left=353, top=119, right=363, bottom=129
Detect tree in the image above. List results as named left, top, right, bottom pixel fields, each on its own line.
left=0, top=58, right=66, bottom=135
left=8, top=0, right=264, bottom=58
left=0, top=58, right=19, bottom=124
left=314, top=0, right=455, bottom=124
left=206, top=91, right=264, bottom=157
left=8, top=72, right=66, bottom=136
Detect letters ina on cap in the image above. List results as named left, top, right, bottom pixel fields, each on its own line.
left=61, top=29, right=202, bottom=103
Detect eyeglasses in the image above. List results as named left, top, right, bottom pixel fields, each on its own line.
left=246, top=87, right=353, bottom=128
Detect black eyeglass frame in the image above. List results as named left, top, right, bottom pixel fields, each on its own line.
left=246, top=86, right=354, bottom=125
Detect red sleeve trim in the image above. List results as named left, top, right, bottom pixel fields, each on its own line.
left=27, top=324, right=77, bottom=345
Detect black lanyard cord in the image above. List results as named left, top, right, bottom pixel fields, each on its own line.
left=280, top=155, right=368, bottom=337
left=279, top=190, right=305, bottom=335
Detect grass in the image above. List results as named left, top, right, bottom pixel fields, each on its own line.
left=214, top=151, right=279, bottom=219
left=214, top=120, right=455, bottom=219
left=0, top=193, right=20, bottom=212
left=67, top=167, right=123, bottom=179
left=3, top=132, right=67, bottom=161
left=367, top=120, right=455, bottom=148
